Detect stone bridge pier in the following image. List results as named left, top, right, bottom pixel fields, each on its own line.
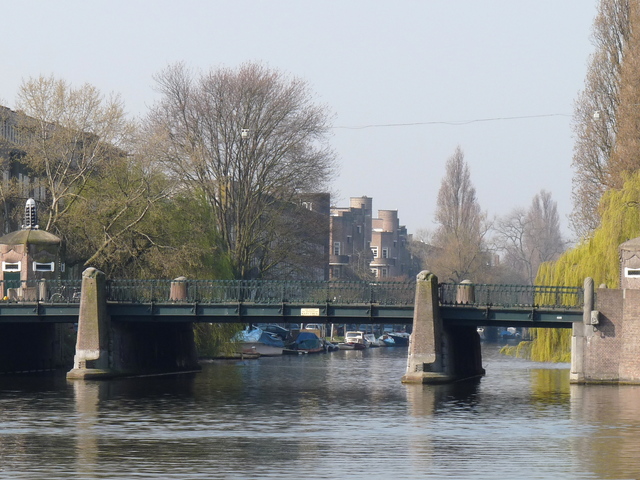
left=67, top=268, right=200, bottom=380
left=402, top=271, right=485, bottom=384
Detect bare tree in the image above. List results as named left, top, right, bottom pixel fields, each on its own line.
left=147, top=62, right=336, bottom=279
left=607, top=3, right=640, bottom=186
left=429, top=147, right=491, bottom=282
left=571, top=0, right=631, bottom=238
left=15, top=75, right=135, bottom=234
left=495, top=190, right=566, bottom=284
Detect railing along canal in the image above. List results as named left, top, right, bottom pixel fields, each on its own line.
left=105, top=279, right=417, bottom=306
left=13, top=279, right=583, bottom=311
left=438, top=283, right=584, bottom=309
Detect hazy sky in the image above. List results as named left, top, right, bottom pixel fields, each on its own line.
left=1, top=1, right=598, bottom=238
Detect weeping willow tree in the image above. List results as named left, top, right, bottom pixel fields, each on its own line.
left=506, top=172, right=640, bottom=362
left=194, top=323, right=242, bottom=358
left=507, top=0, right=640, bottom=362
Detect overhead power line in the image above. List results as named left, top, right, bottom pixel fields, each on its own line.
left=332, top=113, right=570, bottom=130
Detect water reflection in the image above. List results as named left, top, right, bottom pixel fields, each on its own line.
left=2, top=346, right=640, bottom=478
left=73, top=381, right=101, bottom=479
left=571, top=384, right=640, bottom=479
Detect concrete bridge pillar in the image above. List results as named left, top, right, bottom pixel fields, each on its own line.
left=67, top=268, right=113, bottom=379
left=570, top=277, right=594, bottom=384
left=402, top=271, right=447, bottom=384
left=402, top=272, right=485, bottom=384
left=68, top=269, right=200, bottom=380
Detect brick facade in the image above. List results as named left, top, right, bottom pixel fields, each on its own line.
left=574, top=237, right=640, bottom=383
left=329, top=196, right=419, bottom=280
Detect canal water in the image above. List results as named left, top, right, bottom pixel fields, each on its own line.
left=0, top=344, right=639, bottom=480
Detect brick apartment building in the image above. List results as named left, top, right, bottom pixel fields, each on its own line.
left=329, top=196, right=419, bottom=280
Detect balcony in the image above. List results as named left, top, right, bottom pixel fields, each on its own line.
left=329, top=254, right=350, bottom=265
left=370, top=257, right=396, bottom=267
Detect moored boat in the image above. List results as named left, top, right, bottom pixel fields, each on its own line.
left=234, top=327, right=285, bottom=356
left=378, top=334, right=396, bottom=346
left=364, top=333, right=382, bottom=347
left=387, top=332, right=410, bottom=346
left=283, top=331, right=325, bottom=354
left=337, top=342, right=367, bottom=350
left=344, top=331, right=370, bottom=347
left=324, top=341, right=340, bottom=352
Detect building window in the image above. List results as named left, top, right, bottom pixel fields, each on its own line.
left=625, top=267, right=640, bottom=277
left=371, top=246, right=378, bottom=258
left=382, top=248, right=389, bottom=259
left=371, top=268, right=378, bottom=277
left=381, top=268, right=388, bottom=278
left=333, top=242, right=341, bottom=256
left=347, top=235, right=352, bottom=244
left=33, top=262, right=54, bottom=272
left=2, top=261, right=20, bottom=272
left=356, top=225, right=362, bottom=234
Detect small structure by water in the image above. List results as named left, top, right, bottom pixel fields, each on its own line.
left=0, top=198, right=61, bottom=300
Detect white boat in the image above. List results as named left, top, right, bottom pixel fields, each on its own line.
left=363, top=333, right=382, bottom=347
left=343, top=331, right=371, bottom=348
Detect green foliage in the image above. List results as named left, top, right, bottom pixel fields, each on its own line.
left=500, top=340, right=531, bottom=359
left=528, top=329, right=571, bottom=363
left=526, top=172, right=640, bottom=362
left=537, top=172, right=640, bottom=289
left=193, top=323, right=243, bottom=358
left=139, top=192, right=235, bottom=280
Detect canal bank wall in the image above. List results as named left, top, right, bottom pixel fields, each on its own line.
left=572, top=285, right=640, bottom=384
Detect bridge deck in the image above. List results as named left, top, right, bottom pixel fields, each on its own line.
left=0, top=280, right=584, bottom=326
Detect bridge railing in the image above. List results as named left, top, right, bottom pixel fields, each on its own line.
left=4, top=279, right=584, bottom=310
left=438, top=283, right=584, bottom=309
left=0, top=279, right=82, bottom=303
left=105, top=279, right=416, bottom=305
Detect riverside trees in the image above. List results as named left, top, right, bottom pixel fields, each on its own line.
left=571, top=0, right=632, bottom=238
left=532, top=0, right=640, bottom=361
left=416, top=148, right=566, bottom=286
left=15, top=76, right=136, bottom=235
left=146, top=62, right=336, bottom=279
left=494, top=190, right=565, bottom=285
left=4, top=64, right=335, bottom=280
left=12, top=76, right=174, bottom=277
left=426, top=147, right=491, bottom=283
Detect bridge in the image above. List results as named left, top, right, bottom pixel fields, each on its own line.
left=59, top=264, right=640, bottom=387
left=0, top=277, right=583, bottom=326
left=0, top=270, right=588, bottom=382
